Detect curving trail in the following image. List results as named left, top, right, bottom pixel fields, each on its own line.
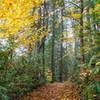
left=20, top=82, right=80, bottom=100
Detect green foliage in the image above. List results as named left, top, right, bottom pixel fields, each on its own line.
left=80, top=58, right=100, bottom=99
left=0, top=86, right=9, bottom=100
left=0, top=49, right=46, bottom=99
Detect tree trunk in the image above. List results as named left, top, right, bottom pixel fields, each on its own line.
left=42, top=1, right=47, bottom=79
left=59, top=1, right=64, bottom=82
left=80, top=0, right=85, bottom=64
left=51, top=0, right=56, bottom=82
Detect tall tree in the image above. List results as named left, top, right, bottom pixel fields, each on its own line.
left=51, top=0, right=56, bottom=82
left=42, top=0, right=48, bottom=78
left=80, top=0, right=85, bottom=63
left=59, top=0, right=65, bottom=82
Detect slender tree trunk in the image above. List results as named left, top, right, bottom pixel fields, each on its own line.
left=92, top=2, right=97, bottom=46
left=42, top=0, right=47, bottom=78
left=36, top=7, right=42, bottom=72
left=51, top=1, right=56, bottom=82
left=59, top=3, right=64, bottom=82
left=80, top=0, right=85, bottom=64
left=42, top=38, right=45, bottom=78
left=87, top=0, right=92, bottom=44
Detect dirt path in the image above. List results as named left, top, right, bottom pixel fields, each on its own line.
left=20, top=82, right=80, bottom=100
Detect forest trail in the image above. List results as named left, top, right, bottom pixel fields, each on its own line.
left=20, top=81, right=80, bottom=100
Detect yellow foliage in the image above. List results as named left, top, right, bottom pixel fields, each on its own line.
left=89, top=4, right=100, bottom=14
left=96, top=62, right=100, bottom=66
left=95, top=3, right=100, bottom=9
left=63, top=37, right=74, bottom=43
left=0, top=0, right=43, bottom=47
left=71, top=13, right=81, bottom=19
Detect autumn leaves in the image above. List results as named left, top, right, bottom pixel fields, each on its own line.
left=0, top=0, right=43, bottom=48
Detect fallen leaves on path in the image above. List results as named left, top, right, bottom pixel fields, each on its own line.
left=20, top=81, right=80, bottom=100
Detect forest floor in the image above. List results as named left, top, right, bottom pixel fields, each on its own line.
left=20, top=81, right=80, bottom=100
